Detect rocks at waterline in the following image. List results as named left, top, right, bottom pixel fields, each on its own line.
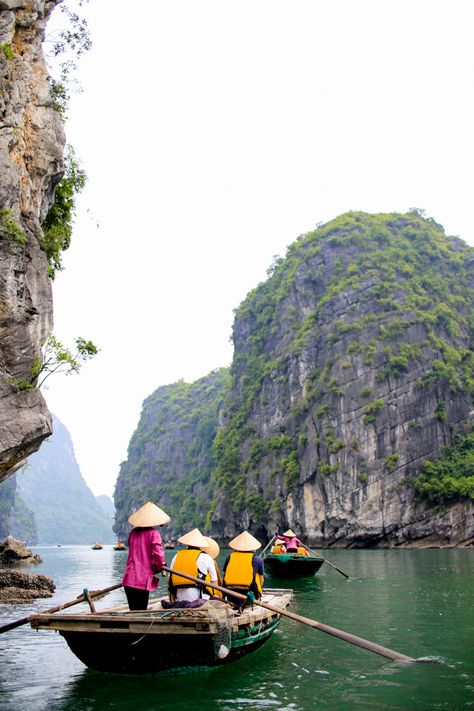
left=0, top=536, right=42, bottom=566
left=0, top=569, right=55, bottom=604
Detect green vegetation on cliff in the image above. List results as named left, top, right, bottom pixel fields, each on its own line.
left=413, top=430, right=474, bottom=504
left=41, top=145, right=86, bottom=279
left=114, top=369, right=230, bottom=536
left=113, top=210, right=474, bottom=545
left=211, top=210, right=474, bottom=529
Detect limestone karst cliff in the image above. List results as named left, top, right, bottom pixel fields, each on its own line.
left=0, top=0, right=64, bottom=481
left=114, top=211, right=474, bottom=547
left=211, top=211, right=474, bottom=546
left=114, top=369, right=230, bottom=540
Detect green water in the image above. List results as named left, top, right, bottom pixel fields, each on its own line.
left=0, top=547, right=473, bottom=710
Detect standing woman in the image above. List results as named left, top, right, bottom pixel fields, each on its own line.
left=122, top=501, right=170, bottom=610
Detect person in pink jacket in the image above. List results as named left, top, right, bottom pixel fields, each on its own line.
left=121, top=501, right=170, bottom=610
left=276, top=528, right=301, bottom=553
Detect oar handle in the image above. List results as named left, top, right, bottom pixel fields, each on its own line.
left=160, top=565, right=414, bottom=662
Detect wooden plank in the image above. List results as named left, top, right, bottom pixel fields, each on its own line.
left=31, top=622, right=217, bottom=635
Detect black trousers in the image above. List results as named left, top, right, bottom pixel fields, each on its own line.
left=124, top=585, right=150, bottom=611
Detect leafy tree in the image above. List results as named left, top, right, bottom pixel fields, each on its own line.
left=41, top=145, right=86, bottom=278
left=9, top=335, right=98, bottom=392
left=35, top=335, right=98, bottom=388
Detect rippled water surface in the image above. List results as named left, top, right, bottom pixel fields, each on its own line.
left=0, top=547, right=473, bottom=710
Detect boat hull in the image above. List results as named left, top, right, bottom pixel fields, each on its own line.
left=264, top=554, right=324, bottom=577
left=59, top=615, right=279, bottom=673
left=30, top=590, right=292, bottom=674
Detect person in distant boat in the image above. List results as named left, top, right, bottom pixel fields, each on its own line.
left=222, top=531, right=264, bottom=606
left=121, top=501, right=169, bottom=611
left=276, top=529, right=302, bottom=553
left=168, top=528, right=219, bottom=603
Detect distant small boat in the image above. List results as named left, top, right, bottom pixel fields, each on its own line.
left=91, top=543, right=103, bottom=550
left=113, top=542, right=126, bottom=551
left=164, top=541, right=175, bottom=549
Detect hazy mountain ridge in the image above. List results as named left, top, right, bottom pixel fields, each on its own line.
left=15, top=416, right=114, bottom=544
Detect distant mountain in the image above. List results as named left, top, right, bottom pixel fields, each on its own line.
left=96, top=495, right=115, bottom=519
left=15, top=416, right=115, bottom=544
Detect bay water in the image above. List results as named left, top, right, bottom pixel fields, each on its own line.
left=0, top=546, right=472, bottom=710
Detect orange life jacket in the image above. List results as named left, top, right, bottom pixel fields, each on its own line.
left=169, top=549, right=221, bottom=599
left=169, top=549, right=202, bottom=589
left=223, top=551, right=262, bottom=597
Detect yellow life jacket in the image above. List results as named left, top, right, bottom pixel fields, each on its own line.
left=223, top=551, right=262, bottom=597
left=169, top=549, right=202, bottom=589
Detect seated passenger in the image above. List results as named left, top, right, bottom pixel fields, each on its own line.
left=271, top=542, right=286, bottom=554
left=222, top=531, right=264, bottom=606
left=168, top=528, right=218, bottom=603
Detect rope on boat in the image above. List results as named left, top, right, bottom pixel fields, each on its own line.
left=247, top=617, right=264, bottom=638
left=126, top=617, right=156, bottom=646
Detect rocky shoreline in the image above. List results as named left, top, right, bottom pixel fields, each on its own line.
left=0, top=537, right=54, bottom=604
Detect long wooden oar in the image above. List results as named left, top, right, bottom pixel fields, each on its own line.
left=260, top=534, right=277, bottom=557
left=0, top=582, right=122, bottom=634
left=161, top=565, right=414, bottom=662
left=300, top=541, right=350, bottom=579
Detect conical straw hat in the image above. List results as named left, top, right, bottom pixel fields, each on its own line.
left=128, top=501, right=170, bottom=527
left=177, top=528, right=210, bottom=549
left=203, top=536, right=220, bottom=559
left=229, top=531, right=261, bottom=552
left=283, top=529, right=297, bottom=537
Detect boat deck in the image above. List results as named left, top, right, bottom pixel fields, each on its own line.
left=30, top=589, right=293, bottom=637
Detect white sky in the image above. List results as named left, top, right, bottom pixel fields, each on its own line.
left=43, top=0, right=474, bottom=497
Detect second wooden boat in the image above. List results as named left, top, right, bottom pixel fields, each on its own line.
left=264, top=552, right=325, bottom=577
left=29, top=589, right=293, bottom=674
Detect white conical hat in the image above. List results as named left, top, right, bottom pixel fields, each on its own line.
left=177, top=528, right=210, bottom=549
left=229, top=531, right=261, bottom=552
left=128, top=502, right=170, bottom=527
left=203, top=536, right=220, bottom=559
left=283, top=529, right=297, bottom=537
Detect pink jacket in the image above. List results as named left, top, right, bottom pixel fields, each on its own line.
left=121, top=527, right=166, bottom=591
left=277, top=535, right=301, bottom=549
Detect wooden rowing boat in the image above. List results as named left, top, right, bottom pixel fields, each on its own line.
left=29, top=588, right=293, bottom=673
left=263, top=552, right=325, bottom=577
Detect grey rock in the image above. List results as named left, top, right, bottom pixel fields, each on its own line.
left=0, top=535, right=42, bottom=565
left=0, top=568, right=55, bottom=604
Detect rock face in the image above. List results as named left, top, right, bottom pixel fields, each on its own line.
left=210, top=211, right=474, bottom=547
left=0, top=568, right=54, bottom=603
left=0, top=0, right=64, bottom=482
left=114, top=369, right=230, bottom=539
left=113, top=211, right=474, bottom=548
left=0, top=535, right=41, bottom=565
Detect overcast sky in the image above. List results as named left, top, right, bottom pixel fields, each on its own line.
left=43, top=0, right=474, bottom=498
